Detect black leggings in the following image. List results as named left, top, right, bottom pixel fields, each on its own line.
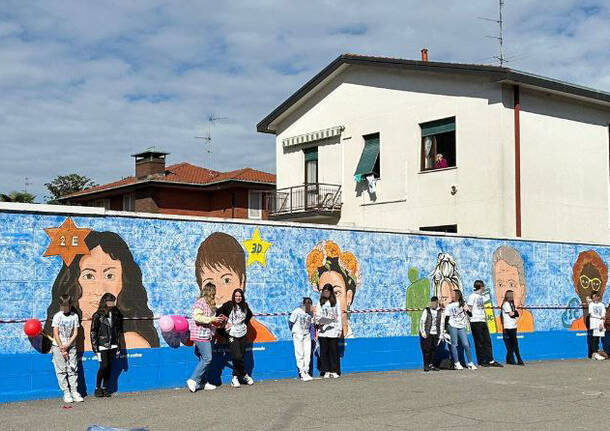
left=318, top=337, right=340, bottom=374
left=229, top=335, right=247, bottom=377
left=96, top=349, right=117, bottom=389
left=503, top=329, right=523, bottom=364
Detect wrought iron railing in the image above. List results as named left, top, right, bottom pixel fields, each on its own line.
left=266, top=183, right=342, bottom=216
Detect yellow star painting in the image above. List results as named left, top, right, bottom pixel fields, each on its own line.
left=242, top=228, right=271, bottom=267
left=43, top=218, right=91, bottom=266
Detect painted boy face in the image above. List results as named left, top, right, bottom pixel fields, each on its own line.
left=78, top=245, right=123, bottom=319
left=494, top=259, right=525, bottom=308
left=576, top=263, right=604, bottom=302
left=199, top=264, right=244, bottom=306
left=319, top=270, right=353, bottom=336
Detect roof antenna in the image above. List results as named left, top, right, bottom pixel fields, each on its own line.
left=479, top=0, right=506, bottom=66
left=195, top=113, right=227, bottom=170
left=23, top=177, right=32, bottom=194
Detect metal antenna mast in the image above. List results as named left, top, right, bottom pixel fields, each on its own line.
left=23, top=177, right=32, bottom=194
left=479, top=0, right=506, bottom=66
left=195, top=113, right=227, bottom=169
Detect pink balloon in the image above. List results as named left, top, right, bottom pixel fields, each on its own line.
left=173, top=315, right=189, bottom=333
left=159, top=315, right=174, bottom=332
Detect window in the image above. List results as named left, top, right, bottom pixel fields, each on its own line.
left=122, top=193, right=135, bottom=212
left=420, top=224, right=458, bottom=234
left=248, top=191, right=262, bottom=219
left=91, top=199, right=110, bottom=210
left=304, top=147, right=319, bottom=209
left=354, top=133, right=380, bottom=181
left=420, top=117, right=456, bottom=171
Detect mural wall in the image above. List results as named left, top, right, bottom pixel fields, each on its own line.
left=0, top=208, right=608, bottom=401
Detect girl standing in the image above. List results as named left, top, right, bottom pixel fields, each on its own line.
left=216, top=288, right=254, bottom=387
left=588, top=292, right=606, bottom=359
left=90, top=293, right=123, bottom=397
left=443, top=289, right=477, bottom=370
left=502, top=290, right=525, bottom=365
left=186, top=282, right=223, bottom=392
left=315, top=284, right=343, bottom=378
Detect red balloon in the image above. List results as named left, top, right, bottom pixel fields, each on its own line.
left=24, top=319, right=42, bottom=337
left=183, top=338, right=194, bottom=347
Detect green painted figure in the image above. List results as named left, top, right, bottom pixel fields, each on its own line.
left=406, top=267, right=431, bottom=335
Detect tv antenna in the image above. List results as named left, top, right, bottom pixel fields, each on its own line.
left=195, top=113, right=227, bottom=169
left=479, top=0, right=506, bottom=66
left=23, top=177, right=32, bottom=193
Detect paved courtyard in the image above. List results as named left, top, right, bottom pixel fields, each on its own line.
left=1, top=360, right=608, bottom=431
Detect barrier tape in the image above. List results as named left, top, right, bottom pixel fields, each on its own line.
left=0, top=304, right=590, bottom=324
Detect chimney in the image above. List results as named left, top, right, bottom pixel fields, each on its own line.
left=131, top=147, right=169, bottom=180
left=421, top=48, right=428, bottom=62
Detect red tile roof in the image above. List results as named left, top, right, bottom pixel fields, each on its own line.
left=62, top=162, right=275, bottom=199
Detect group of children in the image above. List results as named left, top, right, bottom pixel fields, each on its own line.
left=419, top=280, right=524, bottom=371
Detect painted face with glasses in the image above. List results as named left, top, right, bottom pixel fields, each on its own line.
left=576, top=263, right=604, bottom=302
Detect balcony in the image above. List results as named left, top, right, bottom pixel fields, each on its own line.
left=266, top=183, right=342, bottom=222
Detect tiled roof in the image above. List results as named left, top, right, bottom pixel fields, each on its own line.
left=62, top=162, right=275, bottom=199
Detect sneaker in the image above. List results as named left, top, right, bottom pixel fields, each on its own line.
left=94, top=388, right=105, bottom=398
left=71, top=392, right=84, bottom=402
left=186, top=379, right=198, bottom=393
left=429, top=366, right=440, bottom=372
left=63, top=392, right=74, bottom=403
left=330, top=372, right=340, bottom=379
left=301, top=373, right=313, bottom=382
left=467, top=362, right=477, bottom=370
left=423, top=367, right=430, bottom=372
left=323, top=373, right=331, bottom=379
left=102, top=388, right=111, bottom=398
left=243, top=375, right=254, bottom=385
left=517, top=361, right=525, bottom=366
left=490, top=361, right=504, bottom=368
left=454, top=362, right=464, bottom=370
left=231, top=376, right=241, bottom=387
left=479, top=363, right=490, bottom=367
left=203, top=383, right=217, bottom=391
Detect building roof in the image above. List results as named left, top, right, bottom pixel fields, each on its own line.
left=60, top=162, right=276, bottom=200
left=257, top=53, right=610, bottom=134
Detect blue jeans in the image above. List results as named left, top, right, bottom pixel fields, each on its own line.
left=448, top=326, right=473, bottom=364
left=602, top=332, right=610, bottom=354
left=189, top=341, right=212, bottom=386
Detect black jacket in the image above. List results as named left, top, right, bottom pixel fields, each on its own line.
left=216, top=301, right=252, bottom=339
left=90, top=308, right=124, bottom=353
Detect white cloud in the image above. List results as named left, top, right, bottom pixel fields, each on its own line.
left=0, top=0, right=608, bottom=201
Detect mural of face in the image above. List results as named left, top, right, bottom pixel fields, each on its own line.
left=78, top=245, right=123, bottom=320
left=439, top=279, right=456, bottom=308
left=576, top=263, right=604, bottom=302
left=494, top=259, right=525, bottom=308
left=198, top=264, right=245, bottom=306
left=319, top=270, right=353, bottom=337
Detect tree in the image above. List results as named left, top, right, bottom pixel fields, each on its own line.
left=45, top=174, right=97, bottom=204
left=0, top=191, right=36, bottom=203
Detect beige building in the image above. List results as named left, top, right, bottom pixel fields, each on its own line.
left=257, top=53, right=610, bottom=243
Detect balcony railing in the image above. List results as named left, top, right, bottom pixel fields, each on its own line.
left=266, top=183, right=342, bottom=218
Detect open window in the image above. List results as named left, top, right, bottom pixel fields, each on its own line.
left=248, top=191, right=263, bottom=219
left=420, top=117, right=456, bottom=171
left=122, top=193, right=135, bottom=211
left=354, top=133, right=380, bottom=181
left=420, top=224, right=458, bottom=234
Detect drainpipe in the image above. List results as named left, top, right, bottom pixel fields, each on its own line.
left=514, top=85, right=521, bottom=237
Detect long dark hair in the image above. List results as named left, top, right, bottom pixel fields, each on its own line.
left=319, top=284, right=337, bottom=307
left=453, top=289, right=465, bottom=307
left=97, top=292, right=117, bottom=316
left=231, top=288, right=247, bottom=312
left=43, top=231, right=159, bottom=352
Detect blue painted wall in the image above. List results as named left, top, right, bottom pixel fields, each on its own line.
left=0, top=208, right=603, bottom=402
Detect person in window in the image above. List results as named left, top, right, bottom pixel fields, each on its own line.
left=434, top=153, right=448, bottom=169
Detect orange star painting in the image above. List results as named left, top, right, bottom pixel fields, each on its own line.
left=43, top=218, right=91, bottom=265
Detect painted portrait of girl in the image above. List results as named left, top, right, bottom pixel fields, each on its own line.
left=306, top=240, right=361, bottom=338
left=431, top=252, right=462, bottom=309
left=43, top=230, right=159, bottom=352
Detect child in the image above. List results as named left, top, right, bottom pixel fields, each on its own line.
left=467, top=280, right=502, bottom=367
left=443, top=289, right=477, bottom=370
left=187, top=282, right=223, bottom=392
left=419, top=296, right=441, bottom=372
left=91, top=292, right=123, bottom=397
left=588, top=292, right=606, bottom=359
left=289, top=297, right=314, bottom=381
left=502, top=290, right=524, bottom=365
left=51, top=294, right=82, bottom=403
left=314, top=284, right=342, bottom=378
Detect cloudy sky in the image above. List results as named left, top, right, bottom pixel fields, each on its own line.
left=1, top=1, right=608, bottom=201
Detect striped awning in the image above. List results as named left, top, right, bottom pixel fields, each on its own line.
left=282, top=126, right=344, bottom=148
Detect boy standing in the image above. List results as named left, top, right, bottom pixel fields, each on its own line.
left=419, top=296, right=442, bottom=371
left=289, top=297, right=314, bottom=381
left=589, top=292, right=606, bottom=359
left=51, top=294, right=82, bottom=403
left=468, top=280, right=503, bottom=367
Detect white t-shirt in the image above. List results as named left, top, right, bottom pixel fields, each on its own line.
left=315, top=301, right=342, bottom=338
left=51, top=311, right=79, bottom=347
left=289, top=307, right=313, bottom=338
left=589, top=302, right=606, bottom=336
left=228, top=307, right=248, bottom=338
left=502, top=301, right=518, bottom=330
left=445, top=302, right=468, bottom=329
left=467, top=293, right=486, bottom=323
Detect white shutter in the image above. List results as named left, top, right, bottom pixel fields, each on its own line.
left=248, top=191, right=262, bottom=219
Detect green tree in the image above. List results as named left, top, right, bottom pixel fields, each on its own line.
left=0, top=191, right=36, bottom=203
left=45, top=174, right=97, bottom=204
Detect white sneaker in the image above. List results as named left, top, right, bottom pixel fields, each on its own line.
left=231, top=376, right=241, bottom=387
left=330, top=372, right=340, bottom=379
left=323, top=373, right=331, bottom=379
left=63, top=392, right=74, bottom=403
left=467, top=362, right=478, bottom=370
left=454, top=362, right=464, bottom=370
left=71, top=392, right=84, bottom=402
left=243, top=374, right=254, bottom=386
left=186, top=379, right=198, bottom=393
left=203, top=383, right=217, bottom=391
left=301, top=373, right=313, bottom=382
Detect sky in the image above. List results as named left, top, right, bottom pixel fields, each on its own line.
left=0, top=0, right=608, bottom=202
